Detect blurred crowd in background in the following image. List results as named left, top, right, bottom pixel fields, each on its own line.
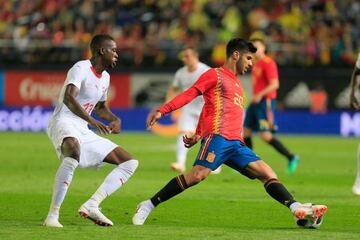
left=0, top=0, right=359, bottom=68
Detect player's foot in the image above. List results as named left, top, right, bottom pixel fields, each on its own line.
left=132, top=200, right=154, bottom=225
left=211, top=166, right=222, bottom=174
left=352, top=184, right=360, bottom=196
left=78, top=204, right=113, bottom=227
left=170, top=162, right=185, bottom=173
left=292, top=203, right=328, bottom=220
left=43, top=216, right=63, bottom=228
left=287, top=155, right=300, bottom=175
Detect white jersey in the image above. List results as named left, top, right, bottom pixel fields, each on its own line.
left=172, top=62, right=210, bottom=115
left=50, top=60, right=110, bottom=128
left=356, top=52, right=360, bottom=69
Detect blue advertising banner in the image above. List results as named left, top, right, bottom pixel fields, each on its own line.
left=0, top=69, right=3, bottom=104
left=0, top=106, right=359, bottom=136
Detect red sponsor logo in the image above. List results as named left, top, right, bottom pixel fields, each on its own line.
left=5, top=71, right=65, bottom=106
left=4, top=71, right=130, bottom=107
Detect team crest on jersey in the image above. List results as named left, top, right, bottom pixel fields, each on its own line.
left=206, top=151, right=216, bottom=163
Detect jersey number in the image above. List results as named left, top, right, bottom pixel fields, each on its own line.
left=233, top=93, right=244, bottom=108
left=83, top=103, right=95, bottom=114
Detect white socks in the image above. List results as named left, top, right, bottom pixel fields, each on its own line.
left=144, top=200, right=155, bottom=210
left=85, top=159, right=139, bottom=207
left=289, top=202, right=301, bottom=213
left=47, top=157, right=79, bottom=219
left=176, top=135, right=189, bottom=168
left=354, top=144, right=360, bottom=186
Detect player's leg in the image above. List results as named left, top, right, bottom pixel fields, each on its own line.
left=79, top=146, right=138, bottom=226
left=243, top=128, right=253, bottom=149
left=132, top=134, right=226, bottom=225
left=132, top=165, right=211, bottom=225
left=170, top=131, right=190, bottom=173
left=171, top=110, right=195, bottom=173
left=245, top=160, right=327, bottom=221
left=352, top=143, right=360, bottom=195
left=44, top=137, right=80, bottom=228
left=226, top=143, right=327, bottom=225
left=257, top=99, right=299, bottom=174
left=243, top=103, right=258, bottom=149
left=259, top=131, right=299, bottom=174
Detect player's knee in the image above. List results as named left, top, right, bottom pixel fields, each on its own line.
left=258, top=172, right=278, bottom=183
left=122, top=159, right=139, bottom=173
left=61, top=138, right=80, bottom=160
left=260, top=133, right=272, bottom=142
left=192, top=171, right=208, bottom=184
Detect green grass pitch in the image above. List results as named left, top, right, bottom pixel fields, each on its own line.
left=0, top=132, right=359, bottom=240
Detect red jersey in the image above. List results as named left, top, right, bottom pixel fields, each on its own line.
left=252, top=55, right=279, bottom=99
left=159, top=67, right=245, bottom=141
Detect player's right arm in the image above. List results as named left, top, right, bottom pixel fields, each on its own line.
left=253, top=59, right=279, bottom=103
left=146, top=87, right=200, bottom=129
left=350, top=54, right=360, bottom=110
left=63, top=85, right=111, bottom=134
left=146, top=69, right=215, bottom=129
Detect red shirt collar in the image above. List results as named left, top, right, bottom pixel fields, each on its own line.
left=90, top=66, right=102, bottom=79
left=220, top=66, right=237, bottom=78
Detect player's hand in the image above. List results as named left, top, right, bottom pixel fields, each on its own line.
left=146, top=110, right=162, bottom=130
left=89, top=118, right=111, bottom=135
left=252, top=94, right=262, bottom=103
left=109, top=118, right=121, bottom=134
left=183, top=134, right=201, bottom=148
left=350, top=93, right=360, bottom=110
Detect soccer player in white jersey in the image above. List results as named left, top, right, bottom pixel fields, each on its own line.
left=43, top=34, right=139, bottom=228
left=165, top=47, right=220, bottom=174
left=350, top=52, right=360, bottom=195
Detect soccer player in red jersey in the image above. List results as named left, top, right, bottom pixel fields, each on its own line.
left=243, top=38, right=299, bottom=175
left=132, top=38, right=327, bottom=227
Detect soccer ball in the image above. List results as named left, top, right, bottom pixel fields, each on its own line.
left=295, top=215, right=323, bottom=229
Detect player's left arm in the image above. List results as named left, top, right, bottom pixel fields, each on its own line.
left=253, top=59, right=279, bottom=103
left=93, top=101, right=121, bottom=134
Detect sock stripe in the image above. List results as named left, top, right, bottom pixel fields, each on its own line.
left=264, top=178, right=280, bottom=189
left=176, top=176, right=185, bottom=190
left=178, top=174, right=188, bottom=189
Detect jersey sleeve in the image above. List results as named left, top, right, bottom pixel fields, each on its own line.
left=66, top=64, right=84, bottom=90
left=100, top=88, right=108, bottom=102
left=264, top=59, right=279, bottom=82
left=356, top=53, right=360, bottom=69
left=192, top=69, right=217, bottom=94
left=158, top=69, right=216, bottom=115
left=99, top=75, right=110, bottom=102
left=158, top=87, right=201, bottom=115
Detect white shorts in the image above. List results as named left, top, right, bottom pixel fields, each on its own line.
left=178, top=110, right=200, bottom=133
left=47, top=118, right=118, bottom=169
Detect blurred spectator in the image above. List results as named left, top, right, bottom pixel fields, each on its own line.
left=0, top=0, right=358, bottom=68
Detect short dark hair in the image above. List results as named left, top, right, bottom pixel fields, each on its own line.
left=226, top=38, right=257, bottom=57
left=90, top=34, right=114, bottom=55
left=182, top=46, right=199, bottom=55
